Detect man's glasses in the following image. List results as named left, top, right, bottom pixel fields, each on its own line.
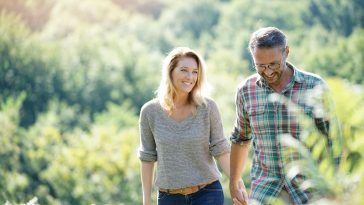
left=254, top=63, right=281, bottom=72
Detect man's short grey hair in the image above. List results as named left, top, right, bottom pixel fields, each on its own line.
left=249, top=27, right=287, bottom=53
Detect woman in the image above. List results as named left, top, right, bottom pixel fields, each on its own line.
left=138, top=47, right=230, bottom=205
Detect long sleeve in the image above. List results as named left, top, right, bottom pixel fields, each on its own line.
left=208, top=99, right=230, bottom=157
left=230, top=87, right=252, bottom=145
left=138, top=104, right=157, bottom=162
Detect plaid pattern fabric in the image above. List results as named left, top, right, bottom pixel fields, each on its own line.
left=230, top=63, right=329, bottom=204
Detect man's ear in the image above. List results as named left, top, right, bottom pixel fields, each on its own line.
left=285, top=46, right=290, bottom=58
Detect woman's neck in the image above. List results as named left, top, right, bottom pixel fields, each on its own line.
left=173, top=93, right=190, bottom=108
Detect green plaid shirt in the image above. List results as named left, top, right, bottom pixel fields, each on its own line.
left=230, top=63, right=329, bottom=204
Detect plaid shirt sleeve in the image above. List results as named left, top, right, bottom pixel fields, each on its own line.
left=230, top=86, right=252, bottom=145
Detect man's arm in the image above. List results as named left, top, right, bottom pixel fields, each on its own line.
left=230, top=143, right=250, bottom=205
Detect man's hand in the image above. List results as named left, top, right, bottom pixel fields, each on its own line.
left=230, top=179, right=248, bottom=205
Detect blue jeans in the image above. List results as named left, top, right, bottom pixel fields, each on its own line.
left=158, top=180, right=224, bottom=205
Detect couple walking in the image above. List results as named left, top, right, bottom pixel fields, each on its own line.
left=138, top=27, right=331, bottom=205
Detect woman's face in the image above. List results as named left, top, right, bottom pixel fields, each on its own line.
left=171, top=57, right=199, bottom=96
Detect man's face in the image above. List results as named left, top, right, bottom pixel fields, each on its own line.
left=252, top=47, right=288, bottom=86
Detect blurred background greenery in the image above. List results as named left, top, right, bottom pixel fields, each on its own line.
left=0, top=0, right=363, bottom=204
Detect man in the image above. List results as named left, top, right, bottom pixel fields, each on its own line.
left=229, top=27, right=330, bottom=205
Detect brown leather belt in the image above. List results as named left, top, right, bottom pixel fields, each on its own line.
left=159, top=183, right=209, bottom=195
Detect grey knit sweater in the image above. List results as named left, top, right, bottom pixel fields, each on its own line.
left=138, top=97, right=230, bottom=189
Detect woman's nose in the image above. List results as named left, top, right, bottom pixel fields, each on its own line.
left=186, top=72, right=193, bottom=79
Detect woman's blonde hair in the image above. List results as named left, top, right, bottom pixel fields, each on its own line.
left=156, top=47, right=208, bottom=113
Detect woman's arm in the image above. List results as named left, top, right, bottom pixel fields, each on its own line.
left=215, top=151, right=231, bottom=178
left=141, top=161, right=155, bottom=205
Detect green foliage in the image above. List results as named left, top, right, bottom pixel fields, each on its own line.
left=94, top=101, right=138, bottom=129
left=41, top=127, right=140, bottom=205
left=304, top=28, right=364, bottom=84
left=305, top=0, right=364, bottom=36
left=0, top=94, right=24, bottom=196
left=327, top=79, right=364, bottom=173
left=160, top=0, right=220, bottom=39
left=0, top=11, right=59, bottom=126
left=56, top=33, right=147, bottom=113
left=0, top=96, right=141, bottom=205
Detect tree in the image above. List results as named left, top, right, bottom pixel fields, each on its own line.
left=159, top=0, right=220, bottom=40
left=304, top=0, right=364, bottom=36
left=304, top=28, right=364, bottom=84
left=0, top=12, right=61, bottom=126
